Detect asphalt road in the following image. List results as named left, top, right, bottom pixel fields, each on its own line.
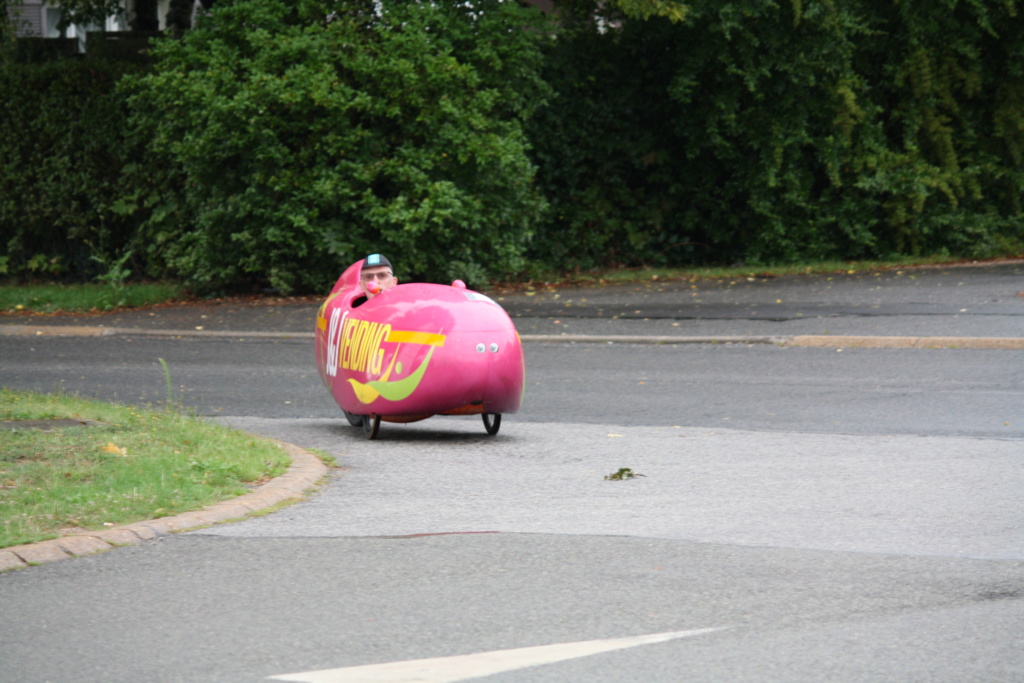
left=0, top=262, right=1022, bottom=682
left=0, top=335, right=1019, bottom=437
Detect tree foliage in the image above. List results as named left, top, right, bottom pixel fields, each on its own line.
left=0, top=58, right=139, bottom=280
left=123, top=0, right=551, bottom=292
left=528, top=0, right=1024, bottom=269
left=610, top=0, right=689, bottom=22
left=44, top=0, right=124, bottom=33
left=3, top=0, right=1022, bottom=289
left=1, top=1, right=16, bottom=56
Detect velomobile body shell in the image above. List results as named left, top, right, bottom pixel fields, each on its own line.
left=315, top=261, right=524, bottom=427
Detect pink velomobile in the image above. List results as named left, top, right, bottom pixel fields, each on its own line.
left=314, top=259, right=525, bottom=439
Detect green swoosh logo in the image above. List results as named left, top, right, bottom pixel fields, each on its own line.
left=347, top=346, right=435, bottom=404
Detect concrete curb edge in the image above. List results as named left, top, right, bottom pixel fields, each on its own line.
left=2, top=325, right=1022, bottom=349
left=519, top=334, right=1024, bottom=349
left=0, top=439, right=330, bottom=572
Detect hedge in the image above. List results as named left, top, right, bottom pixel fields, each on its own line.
left=3, top=0, right=1022, bottom=290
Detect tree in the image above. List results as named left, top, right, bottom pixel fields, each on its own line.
left=123, top=0, right=552, bottom=292
left=45, top=0, right=200, bottom=32
left=1, top=1, right=16, bottom=58
left=43, top=0, right=123, bottom=33
left=610, top=0, right=688, bottom=22
left=527, top=0, right=1024, bottom=268
left=129, top=0, right=159, bottom=31
left=163, top=0, right=194, bottom=34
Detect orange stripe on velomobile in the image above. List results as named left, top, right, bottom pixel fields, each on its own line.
left=386, top=330, right=446, bottom=346
left=380, top=403, right=484, bottom=423
left=440, top=403, right=486, bottom=416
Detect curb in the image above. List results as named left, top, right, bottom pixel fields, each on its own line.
left=519, top=334, right=1024, bottom=349
left=2, top=324, right=1023, bottom=349
left=785, top=335, right=1024, bottom=350
left=0, top=440, right=329, bottom=572
left=0, top=325, right=309, bottom=339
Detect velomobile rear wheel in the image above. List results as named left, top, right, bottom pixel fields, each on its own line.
left=362, top=413, right=381, bottom=439
left=343, top=410, right=363, bottom=427
left=482, top=413, right=501, bottom=436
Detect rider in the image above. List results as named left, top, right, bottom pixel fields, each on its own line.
left=359, top=253, right=398, bottom=299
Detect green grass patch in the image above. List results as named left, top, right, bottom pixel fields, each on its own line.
left=0, top=388, right=289, bottom=549
left=0, top=282, right=183, bottom=313
left=501, top=255, right=1022, bottom=291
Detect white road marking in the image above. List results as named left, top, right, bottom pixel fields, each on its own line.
left=268, top=627, right=728, bottom=683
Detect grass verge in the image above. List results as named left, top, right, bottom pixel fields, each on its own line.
left=0, top=388, right=290, bottom=549
left=495, top=254, right=1024, bottom=291
left=0, top=282, right=183, bottom=313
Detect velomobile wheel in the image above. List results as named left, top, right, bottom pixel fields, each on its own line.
left=362, top=413, right=381, bottom=439
left=482, top=413, right=501, bottom=436
left=343, top=410, right=363, bottom=427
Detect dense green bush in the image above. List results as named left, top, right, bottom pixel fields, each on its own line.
left=122, top=0, right=551, bottom=293
left=2, top=0, right=1021, bottom=291
left=527, top=0, right=1024, bottom=270
left=839, top=0, right=1024, bottom=259
left=0, top=58, right=140, bottom=280
left=525, top=9, right=694, bottom=271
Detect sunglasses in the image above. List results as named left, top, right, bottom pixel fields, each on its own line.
left=361, top=271, right=394, bottom=281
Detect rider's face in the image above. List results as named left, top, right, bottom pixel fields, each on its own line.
left=360, top=266, right=397, bottom=298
